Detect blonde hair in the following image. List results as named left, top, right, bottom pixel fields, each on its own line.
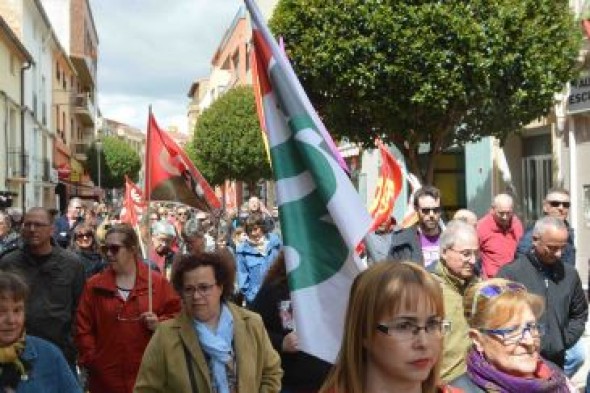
left=464, top=278, right=544, bottom=329
left=320, top=262, right=444, bottom=393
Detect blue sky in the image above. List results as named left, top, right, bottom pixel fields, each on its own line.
left=89, top=0, right=242, bottom=133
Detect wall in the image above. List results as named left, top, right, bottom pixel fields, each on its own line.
left=465, top=138, right=493, bottom=217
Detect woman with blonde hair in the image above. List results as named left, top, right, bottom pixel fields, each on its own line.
left=450, top=278, right=574, bottom=392
left=320, top=261, right=456, bottom=393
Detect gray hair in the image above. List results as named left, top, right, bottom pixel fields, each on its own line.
left=492, top=193, right=514, bottom=208
left=532, top=216, right=567, bottom=237
left=182, top=218, right=204, bottom=239
left=68, top=197, right=83, bottom=208
left=439, top=220, right=477, bottom=252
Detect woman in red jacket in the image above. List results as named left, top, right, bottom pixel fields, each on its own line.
left=75, top=223, right=181, bottom=393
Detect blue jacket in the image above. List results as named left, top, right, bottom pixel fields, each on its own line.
left=5, top=335, right=82, bottom=393
left=515, top=222, right=576, bottom=265
left=53, top=215, right=82, bottom=248
left=236, top=233, right=282, bottom=303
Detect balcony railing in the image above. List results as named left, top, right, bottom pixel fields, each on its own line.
left=72, top=142, right=89, bottom=160
left=7, top=150, right=28, bottom=179
left=73, top=93, right=95, bottom=126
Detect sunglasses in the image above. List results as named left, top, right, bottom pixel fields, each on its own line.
left=76, top=232, right=93, bottom=240
left=547, top=200, right=570, bottom=208
left=100, top=243, right=125, bottom=255
left=419, top=207, right=441, bottom=215
left=471, top=282, right=526, bottom=319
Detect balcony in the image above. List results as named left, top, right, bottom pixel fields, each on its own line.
left=31, top=158, right=51, bottom=182
left=73, top=93, right=96, bottom=126
left=71, top=53, right=97, bottom=87
left=6, top=150, right=28, bottom=181
left=72, top=142, right=89, bottom=161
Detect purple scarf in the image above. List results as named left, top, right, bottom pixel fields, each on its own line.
left=466, top=349, right=572, bottom=393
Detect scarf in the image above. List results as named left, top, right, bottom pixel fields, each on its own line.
left=194, top=304, right=234, bottom=393
left=466, top=348, right=571, bottom=393
left=0, top=332, right=29, bottom=389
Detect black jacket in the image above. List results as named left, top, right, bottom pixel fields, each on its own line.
left=0, top=245, right=86, bottom=366
left=497, top=252, right=588, bottom=367
left=249, top=279, right=331, bottom=389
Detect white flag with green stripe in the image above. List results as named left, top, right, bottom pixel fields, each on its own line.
left=246, top=0, right=373, bottom=363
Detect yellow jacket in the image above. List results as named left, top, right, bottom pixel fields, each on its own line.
left=134, top=302, right=283, bottom=393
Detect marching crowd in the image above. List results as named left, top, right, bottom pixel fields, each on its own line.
left=0, top=187, right=587, bottom=393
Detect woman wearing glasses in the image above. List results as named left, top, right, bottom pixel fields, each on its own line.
left=450, top=278, right=574, bottom=392
left=134, top=252, right=282, bottom=393
left=75, top=224, right=181, bottom=393
left=319, top=261, right=456, bottom=393
left=70, top=223, right=106, bottom=278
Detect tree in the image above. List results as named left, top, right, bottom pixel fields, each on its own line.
left=85, top=136, right=141, bottom=189
left=270, top=0, right=581, bottom=183
left=188, top=85, right=272, bottom=188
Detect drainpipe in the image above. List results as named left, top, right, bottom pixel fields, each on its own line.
left=20, top=61, right=32, bottom=209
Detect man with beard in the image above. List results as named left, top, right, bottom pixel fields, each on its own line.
left=430, top=220, right=480, bottom=382
left=498, top=216, right=587, bottom=370
left=388, top=185, right=443, bottom=268
left=477, top=193, right=524, bottom=278
left=0, top=207, right=85, bottom=370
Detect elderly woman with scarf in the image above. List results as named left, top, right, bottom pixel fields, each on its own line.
left=450, top=278, right=575, bottom=393
left=134, top=251, right=282, bottom=393
left=0, top=271, right=81, bottom=392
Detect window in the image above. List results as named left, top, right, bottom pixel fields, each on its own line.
left=10, top=54, right=17, bottom=76
left=56, top=62, right=60, bottom=80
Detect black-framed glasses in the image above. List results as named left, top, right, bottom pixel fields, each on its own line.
left=377, top=318, right=451, bottom=340
left=419, top=207, right=441, bottom=215
left=183, top=283, right=217, bottom=297
left=547, top=200, right=570, bottom=208
left=479, top=322, right=545, bottom=346
left=100, top=243, right=124, bottom=255
left=470, top=282, right=526, bottom=318
left=22, top=222, right=51, bottom=230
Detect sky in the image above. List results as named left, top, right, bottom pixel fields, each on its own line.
left=89, top=0, right=243, bottom=134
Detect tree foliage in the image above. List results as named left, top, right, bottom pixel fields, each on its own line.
left=188, top=86, right=272, bottom=186
left=270, top=0, right=581, bottom=182
left=85, top=136, right=141, bottom=189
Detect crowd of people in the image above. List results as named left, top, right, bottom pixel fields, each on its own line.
left=0, top=186, right=587, bottom=393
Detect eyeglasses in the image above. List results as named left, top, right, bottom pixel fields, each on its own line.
left=547, top=200, right=570, bottom=208
left=470, top=282, right=526, bottom=319
left=76, top=232, right=93, bottom=240
left=149, top=216, right=159, bottom=221
left=116, top=302, right=142, bottom=322
left=177, top=212, right=188, bottom=216
left=419, top=207, right=441, bottom=215
left=480, top=322, right=545, bottom=346
left=183, top=283, right=217, bottom=297
left=450, top=248, right=479, bottom=260
left=377, top=318, right=451, bottom=340
left=22, top=222, right=51, bottom=230
left=100, top=243, right=125, bottom=255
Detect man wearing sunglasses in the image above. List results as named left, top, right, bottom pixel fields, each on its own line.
left=389, top=185, right=443, bottom=268
left=0, top=207, right=86, bottom=371
left=516, top=187, right=575, bottom=265
left=497, top=216, right=588, bottom=372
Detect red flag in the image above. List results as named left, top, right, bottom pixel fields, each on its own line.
left=121, top=176, right=146, bottom=226
left=145, top=113, right=221, bottom=211
left=368, top=141, right=403, bottom=231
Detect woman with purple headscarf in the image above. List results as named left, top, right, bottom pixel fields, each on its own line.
left=450, top=278, right=575, bottom=392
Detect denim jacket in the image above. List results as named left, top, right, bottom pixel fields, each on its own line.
left=3, top=335, right=82, bottom=393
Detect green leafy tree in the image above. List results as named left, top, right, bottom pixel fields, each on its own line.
left=270, top=0, right=581, bottom=183
left=188, top=85, right=271, bottom=188
left=85, top=136, right=141, bottom=189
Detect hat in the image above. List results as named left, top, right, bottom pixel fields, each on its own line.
left=151, top=221, right=176, bottom=238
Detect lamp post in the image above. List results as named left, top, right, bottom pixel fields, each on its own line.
left=96, top=140, right=102, bottom=200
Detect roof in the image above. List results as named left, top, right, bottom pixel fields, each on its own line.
left=0, top=15, right=33, bottom=63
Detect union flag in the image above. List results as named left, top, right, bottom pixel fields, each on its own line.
left=368, top=140, right=403, bottom=231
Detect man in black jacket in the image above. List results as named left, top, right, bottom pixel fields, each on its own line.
left=497, top=216, right=588, bottom=369
left=0, top=207, right=85, bottom=370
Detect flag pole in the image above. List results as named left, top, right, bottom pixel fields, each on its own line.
left=144, top=106, right=153, bottom=313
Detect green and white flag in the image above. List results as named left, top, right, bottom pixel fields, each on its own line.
left=246, top=0, right=373, bottom=363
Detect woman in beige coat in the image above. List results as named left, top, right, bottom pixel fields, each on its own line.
left=134, top=252, right=282, bottom=393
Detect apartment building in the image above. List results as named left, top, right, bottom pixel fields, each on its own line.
left=100, top=118, right=146, bottom=186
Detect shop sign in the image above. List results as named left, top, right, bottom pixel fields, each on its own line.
left=567, top=74, right=590, bottom=114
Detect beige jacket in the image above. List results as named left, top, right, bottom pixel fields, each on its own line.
left=134, top=302, right=282, bottom=393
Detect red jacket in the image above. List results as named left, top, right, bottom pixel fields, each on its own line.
left=75, top=261, right=181, bottom=393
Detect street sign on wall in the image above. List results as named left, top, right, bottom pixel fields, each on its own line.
left=567, top=74, right=590, bottom=114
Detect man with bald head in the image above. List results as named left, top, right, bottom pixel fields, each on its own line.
left=476, top=193, right=523, bottom=277
left=497, top=216, right=587, bottom=369
left=0, top=207, right=85, bottom=369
